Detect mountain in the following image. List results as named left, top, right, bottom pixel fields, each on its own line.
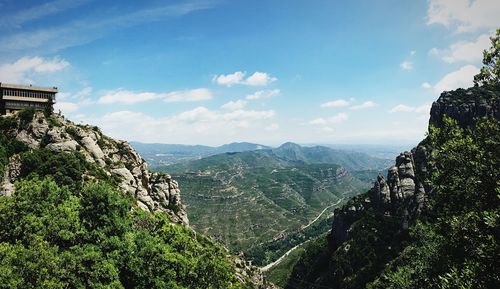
left=0, top=110, right=270, bottom=288
left=280, top=84, right=500, bottom=288
left=132, top=140, right=394, bottom=171
left=272, top=142, right=393, bottom=171
left=130, top=141, right=271, bottom=167
left=158, top=146, right=379, bottom=267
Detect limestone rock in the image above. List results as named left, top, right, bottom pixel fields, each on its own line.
left=1, top=112, right=188, bottom=225
left=1, top=155, right=22, bottom=196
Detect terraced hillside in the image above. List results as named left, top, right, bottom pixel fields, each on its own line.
left=158, top=147, right=383, bottom=266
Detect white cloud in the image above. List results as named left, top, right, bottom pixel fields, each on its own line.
left=350, top=101, right=377, bottom=110
left=245, top=89, right=280, bottom=100
left=74, top=86, right=93, bottom=99
left=433, top=65, right=479, bottom=93
left=212, top=71, right=245, bottom=87
left=98, top=90, right=163, bottom=105
left=57, top=86, right=93, bottom=101
left=0, top=56, right=69, bottom=83
left=164, top=88, right=213, bottom=103
left=390, top=104, right=416, bottom=113
left=320, top=99, right=350, bottom=108
left=310, top=113, right=348, bottom=126
left=245, top=72, right=277, bottom=86
left=84, top=107, right=276, bottom=144
left=54, top=101, right=79, bottom=114
left=427, top=0, right=500, bottom=32
left=389, top=103, right=432, bottom=115
left=431, top=34, right=491, bottom=63
left=213, top=71, right=277, bottom=86
left=221, top=99, right=247, bottom=110
left=400, top=61, right=413, bottom=70
left=410, top=50, right=417, bottom=56
left=97, top=88, right=212, bottom=105
left=421, top=82, right=432, bottom=89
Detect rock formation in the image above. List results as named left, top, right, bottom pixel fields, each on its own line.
left=328, top=84, right=499, bottom=252
left=0, top=112, right=188, bottom=225
left=429, top=84, right=500, bottom=129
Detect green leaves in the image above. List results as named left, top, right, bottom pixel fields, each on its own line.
left=0, top=178, right=240, bottom=288
left=474, top=28, right=500, bottom=86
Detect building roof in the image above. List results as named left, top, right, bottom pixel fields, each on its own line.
left=0, top=82, right=58, bottom=93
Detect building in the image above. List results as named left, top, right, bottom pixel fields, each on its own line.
left=0, top=83, right=57, bottom=115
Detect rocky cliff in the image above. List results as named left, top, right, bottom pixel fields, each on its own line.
left=0, top=112, right=188, bottom=225
left=429, top=84, right=500, bottom=129
left=328, top=83, right=499, bottom=253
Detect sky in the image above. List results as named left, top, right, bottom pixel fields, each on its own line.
left=0, top=0, right=499, bottom=146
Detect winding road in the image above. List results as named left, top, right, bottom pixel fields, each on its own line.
left=261, top=198, right=344, bottom=272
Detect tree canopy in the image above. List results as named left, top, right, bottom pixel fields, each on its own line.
left=0, top=177, right=242, bottom=289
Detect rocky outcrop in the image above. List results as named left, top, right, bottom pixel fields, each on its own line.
left=1, top=112, right=188, bottom=225
left=429, top=84, right=500, bottom=129
left=1, top=155, right=21, bottom=197
left=328, top=84, right=500, bottom=253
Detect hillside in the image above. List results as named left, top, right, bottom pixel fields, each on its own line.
left=0, top=110, right=271, bottom=288
left=159, top=148, right=378, bottom=266
left=282, top=84, right=500, bottom=288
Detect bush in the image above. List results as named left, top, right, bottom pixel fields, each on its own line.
left=17, top=107, right=36, bottom=128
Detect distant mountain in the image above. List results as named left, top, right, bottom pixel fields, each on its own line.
left=158, top=146, right=382, bottom=267
left=130, top=141, right=271, bottom=167
left=271, top=142, right=393, bottom=171
left=137, top=140, right=392, bottom=171
left=323, top=144, right=412, bottom=160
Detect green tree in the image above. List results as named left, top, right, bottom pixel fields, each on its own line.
left=474, top=28, right=500, bottom=86
left=0, top=177, right=241, bottom=288
left=369, top=117, right=500, bottom=289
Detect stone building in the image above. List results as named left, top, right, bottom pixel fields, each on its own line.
left=0, top=83, right=57, bottom=115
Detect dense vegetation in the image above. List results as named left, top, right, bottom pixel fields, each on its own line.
left=0, top=113, right=242, bottom=289
left=161, top=152, right=374, bottom=266
left=369, top=117, right=500, bottom=288
left=0, top=178, right=240, bottom=289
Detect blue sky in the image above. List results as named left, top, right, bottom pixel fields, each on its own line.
left=0, top=0, right=499, bottom=146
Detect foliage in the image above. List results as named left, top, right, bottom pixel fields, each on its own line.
left=44, top=105, right=54, bottom=117
left=474, top=28, right=500, bottom=86
left=428, top=116, right=500, bottom=214
left=369, top=117, right=500, bottom=289
left=0, top=178, right=241, bottom=289
left=19, top=150, right=88, bottom=190
left=17, top=107, right=36, bottom=129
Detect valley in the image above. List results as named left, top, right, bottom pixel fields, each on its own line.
left=150, top=144, right=390, bottom=266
